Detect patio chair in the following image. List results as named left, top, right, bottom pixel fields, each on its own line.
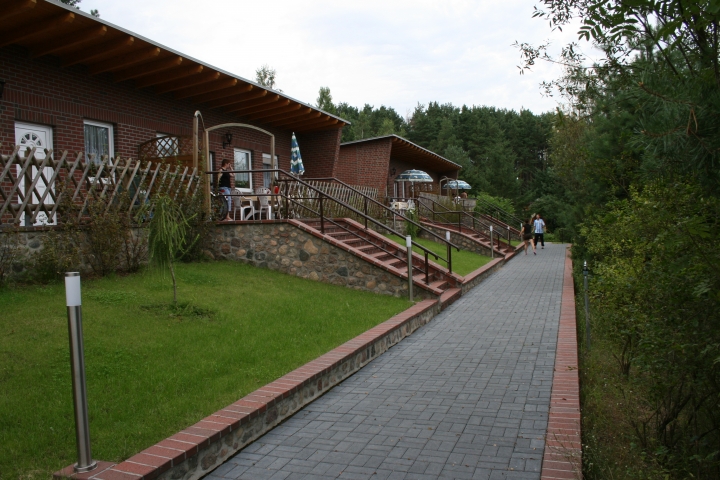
left=233, top=189, right=255, bottom=221
left=256, top=187, right=272, bottom=220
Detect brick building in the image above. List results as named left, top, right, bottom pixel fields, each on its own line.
left=337, top=135, right=461, bottom=200
left=0, top=0, right=348, bottom=205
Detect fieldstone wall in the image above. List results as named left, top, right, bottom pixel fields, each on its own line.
left=207, top=222, right=432, bottom=299
left=0, top=229, right=61, bottom=279
left=0, top=227, right=148, bottom=280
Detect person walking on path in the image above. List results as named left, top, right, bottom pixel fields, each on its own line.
left=521, top=217, right=535, bottom=255
left=534, top=213, right=546, bottom=249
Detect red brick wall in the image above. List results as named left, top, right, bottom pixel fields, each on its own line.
left=0, top=45, right=342, bottom=190
left=295, top=128, right=342, bottom=179
left=337, top=138, right=392, bottom=194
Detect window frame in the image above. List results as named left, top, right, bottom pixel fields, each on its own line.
left=233, top=148, right=253, bottom=193
left=262, top=153, right=278, bottom=188
left=83, top=119, right=115, bottom=164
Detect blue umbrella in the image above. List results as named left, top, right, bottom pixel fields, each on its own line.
left=290, top=132, right=304, bottom=175
left=395, top=169, right=433, bottom=182
left=443, top=180, right=471, bottom=189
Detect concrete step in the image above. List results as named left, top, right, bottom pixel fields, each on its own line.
left=429, top=280, right=449, bottom=290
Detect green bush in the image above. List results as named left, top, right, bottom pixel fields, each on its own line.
left=580, top=178, right=720, bottom=476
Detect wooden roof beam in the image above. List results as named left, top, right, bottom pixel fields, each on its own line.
left=0, top=0, right=37, bottom=26
left=270, top=111, right=322, bottom=127
left=173, top=77, right=237, bottom=99
left=224, top=95, right=286, bottom=114
left=134, top=64, right=203, bottom=89
left=62, top=35, right=134, bottom=67
left=0, top=11, right=74, bottom=48
left=184, top=83, right=252, bottom=104
left=205, top=90, right=271, bottom=109
left=245, top=105, right=307, bottom=123
left=154, top=70, right=220, bottom=94
left=113, top=55, right=182, bottom=82
left=89, top=46, right=160, bottom=75
left=227, top=98, right=291, bottom=116
left=292, top=117, right=341, bottom=132
left=30, top=25, right=107, bottom=58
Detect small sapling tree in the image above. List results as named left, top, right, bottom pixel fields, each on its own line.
left=148, top=195, right=197, bottom=305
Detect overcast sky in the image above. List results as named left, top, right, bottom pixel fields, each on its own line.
left=81, top=0, right=589, bottom=118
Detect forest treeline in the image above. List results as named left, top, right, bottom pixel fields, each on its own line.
left=316, top=87, right=556, bottom=229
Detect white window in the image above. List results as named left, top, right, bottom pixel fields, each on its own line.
left=84, top=120, right=114, bottom=164
left=262, top=153, right=278, bottom=188
left=234, top=148, right=252, bottom=192
left=156, top=132, right=179, bottom=157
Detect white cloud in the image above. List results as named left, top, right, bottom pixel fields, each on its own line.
left=82, top=0, right=593, bottom=115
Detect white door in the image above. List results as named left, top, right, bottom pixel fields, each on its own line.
left=15, top=122, right=56, bottom=226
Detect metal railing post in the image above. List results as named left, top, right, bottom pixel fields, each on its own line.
left=319, top=194, right=325, bottom=234
left=584, top=261, right=591, bottom=350
left=65, top=273, right=97, bottom=474
left=406, top=235, right=413, bottom=301
left=446, top=230, right=452, bottom=274
left=490, top=225, right=494, bottom=259
left=364, top=197, right=368, bottom=229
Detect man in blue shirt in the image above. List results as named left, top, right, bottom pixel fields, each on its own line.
left=533, top=214, right=546, bottom=249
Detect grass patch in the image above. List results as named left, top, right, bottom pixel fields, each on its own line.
left=0, top=262, right=410, bottom=480
left=384, top=234, right=492, bottom=276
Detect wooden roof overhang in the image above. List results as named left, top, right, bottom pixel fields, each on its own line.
left=341, top=135, right=461, bottom=174
left=0, top=0, right=349, bottom=133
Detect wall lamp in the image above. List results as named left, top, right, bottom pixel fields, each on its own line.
left=222, top=132, right=233, bottom=149
left=390, top=167, right=396, bottom=176
left=0, top=79, right=5, bottom=99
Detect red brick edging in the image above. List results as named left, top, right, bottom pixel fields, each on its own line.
left=55, top=299, right=440, bottom=480
left=541, top=246, right=582, bottom=479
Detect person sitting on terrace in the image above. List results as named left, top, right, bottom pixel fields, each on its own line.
left=218, top=158, right=232, bottom=221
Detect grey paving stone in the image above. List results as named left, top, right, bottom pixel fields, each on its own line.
left=215, top=244, right=568, bottom=480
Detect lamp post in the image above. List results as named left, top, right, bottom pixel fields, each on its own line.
left=65, top=273, right=97, bottom=473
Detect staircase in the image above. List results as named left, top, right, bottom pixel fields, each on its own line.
left=291, top=217, right=462, bottom=299
left=421, top=220, right=515, bottom=257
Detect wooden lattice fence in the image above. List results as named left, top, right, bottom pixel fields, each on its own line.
left=0, top=145, right=201, bottom=230
left=282, top=180, right=382, bottom=221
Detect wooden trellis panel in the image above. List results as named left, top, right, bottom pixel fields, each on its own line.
left=0, top=146, right=201, bottom=229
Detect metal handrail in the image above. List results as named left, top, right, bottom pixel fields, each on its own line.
left=474, top=196, right=523, bottom=228
left=207, top=168, right=456, bottom=274
left=417, top=197, right=515, bottom=250
left=283, top=196, right=433, bottom=283
left=302, top=176, right=462, bottom=250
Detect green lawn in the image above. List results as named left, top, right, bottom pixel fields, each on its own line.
left=0, top=262, right=410, bottom=480
left=384, top=234, right=493, bottom=276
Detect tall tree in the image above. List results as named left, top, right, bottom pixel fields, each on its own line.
left=255, top=65, right=280, bottom=91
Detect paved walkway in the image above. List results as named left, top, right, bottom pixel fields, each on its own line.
left=209, top=244, right=568, bottom=480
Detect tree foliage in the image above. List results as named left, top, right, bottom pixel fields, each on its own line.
left=148, top=195, right=196, bottom=305
left=518, top=0, right=720, bottom=476
left=255, top=64, right=280, bottom=91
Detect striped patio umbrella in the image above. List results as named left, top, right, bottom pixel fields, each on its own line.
left=443, top=180, right=472, bottom=189
left=395, top=169, right=433, bottom=182
left=290, top=132, right=304, bottom=175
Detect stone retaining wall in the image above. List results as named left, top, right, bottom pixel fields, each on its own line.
left=207, top=221, right=434, bottom=299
